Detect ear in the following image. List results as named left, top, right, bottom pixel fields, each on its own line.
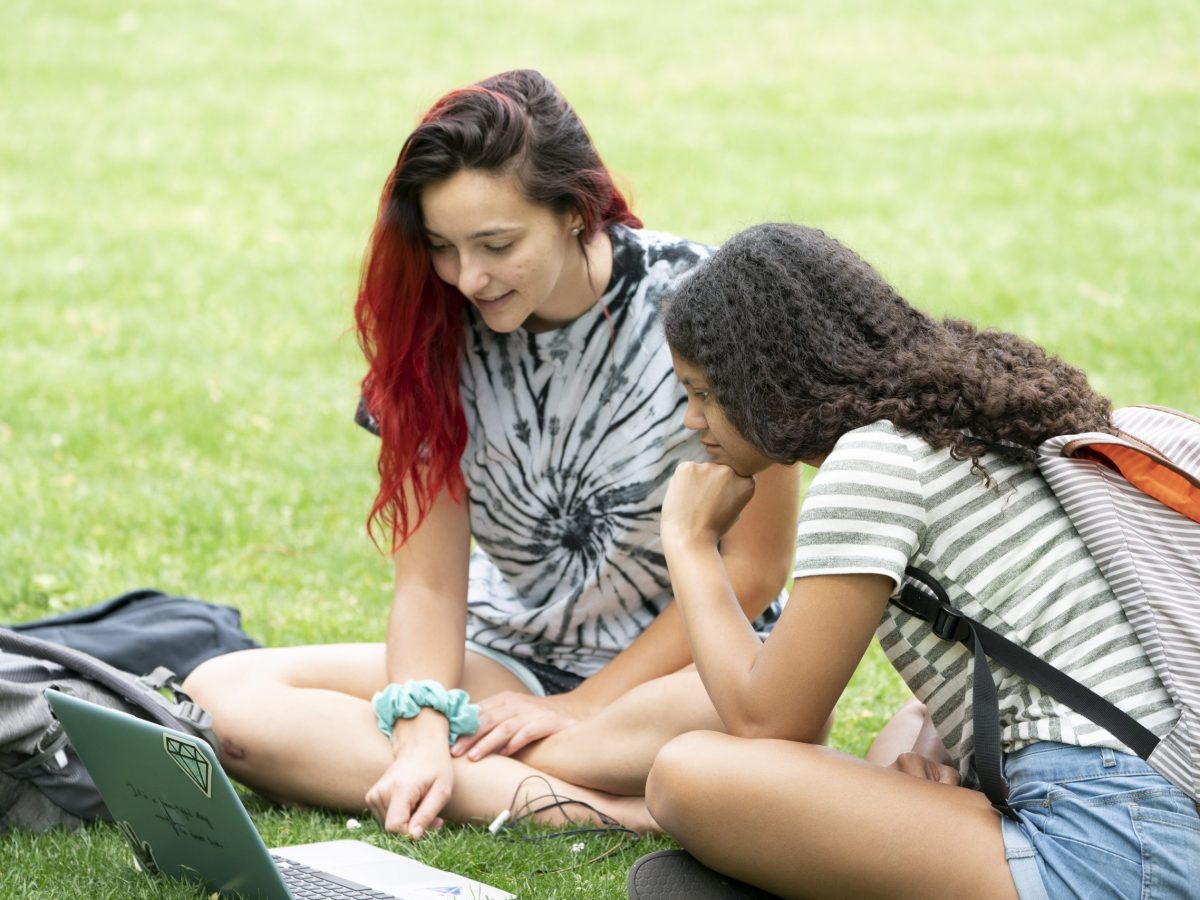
left=566, top=211, right=585, bottom=237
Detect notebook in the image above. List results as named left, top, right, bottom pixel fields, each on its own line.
left=44, top=688, right=514, bottom=900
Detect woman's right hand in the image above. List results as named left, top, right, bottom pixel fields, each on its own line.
left=888, top=751, right=960, bottom=786
left=365, top=729, right=454, bottom=839
left=662, top=461, right=757, bottom=547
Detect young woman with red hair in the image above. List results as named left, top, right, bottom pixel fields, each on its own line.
left=184, top=70, right=801, bottom=838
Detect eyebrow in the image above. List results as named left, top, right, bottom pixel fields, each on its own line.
left=424, top=226, right=519, bottom=241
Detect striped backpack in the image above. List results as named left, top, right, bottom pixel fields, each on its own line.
left=896, top=406, right=1200, bottom=818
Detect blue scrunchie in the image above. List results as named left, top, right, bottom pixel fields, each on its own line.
left=372, top=680, right=480, bottom=744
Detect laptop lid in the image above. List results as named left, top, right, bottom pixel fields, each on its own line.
left=45, top=687, right=292, bottom=899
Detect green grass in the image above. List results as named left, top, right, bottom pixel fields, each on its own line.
left=0, top=801, right=663, bottom=899
left=2, top=1, right=1198, bottom=897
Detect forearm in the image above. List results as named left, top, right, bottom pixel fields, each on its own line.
left=385, top=584, right=467, bottom=684
left=713, top=461, right=800, bottom=621
left=670, top=551, right=891, bottom=741
left=572, top=543, right=784, bottom=708
left=383, top=585, right=468, bottom=752
left=569, top=603, right=693, bottom=707
left=663, top=535, right=765, bottom=731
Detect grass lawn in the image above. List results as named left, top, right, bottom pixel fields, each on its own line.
left=2, top=1, right=1198, bottom=897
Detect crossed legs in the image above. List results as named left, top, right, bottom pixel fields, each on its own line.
left=182, top=644, right=728, bottom=831
left=645, top=731, right=1018, bottom=900
left=516, top=668, right=725, bottom=795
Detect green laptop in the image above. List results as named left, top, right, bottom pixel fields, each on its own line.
left=45, top=688, right=513, bottom=899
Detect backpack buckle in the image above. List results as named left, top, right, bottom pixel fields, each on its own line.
left=931, top=605, right=970, bottom=642
left=173, top=700, right=214, bottom=732
left=138, top=666, right=180, bottom=693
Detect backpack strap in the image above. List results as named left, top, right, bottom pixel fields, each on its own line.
left=0, top=629, right=218, bottom=752
left=1, top=719, right=70, bottom=778
left=136, top=666, right=216, bottom=742
left=894, top=569, right=1015, bottom=819
left=895, top=567, right=1161, bottom=818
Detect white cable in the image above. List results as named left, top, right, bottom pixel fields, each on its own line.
left=487, top=809, right=511, bottom=835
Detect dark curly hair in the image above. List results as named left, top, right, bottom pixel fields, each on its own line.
left=661, top=223, right=1113, bottom=466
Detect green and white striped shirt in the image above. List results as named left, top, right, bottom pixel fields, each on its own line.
left=793, top=421, right=1178, bottom=785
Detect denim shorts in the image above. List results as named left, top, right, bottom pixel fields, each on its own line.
left=999, top=741, right=1200, bottom=899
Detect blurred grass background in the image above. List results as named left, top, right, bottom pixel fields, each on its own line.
left=2, top=1, right=1198, bottom=897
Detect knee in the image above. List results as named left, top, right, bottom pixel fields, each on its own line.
left=182, top=648, right=263, bottom=710
left=646, top=730, right=725, bottom=835
left=182, top=650, right=278, bottom=758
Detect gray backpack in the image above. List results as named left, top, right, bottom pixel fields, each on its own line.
left=1, top=631, right=219, bottom=832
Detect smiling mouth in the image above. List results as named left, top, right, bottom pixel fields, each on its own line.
left=475, top=291, right=514, bottom=306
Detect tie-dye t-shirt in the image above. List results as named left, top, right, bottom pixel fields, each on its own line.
left=461, top=225, right=739, bottom=675
left=359, top=225, right=779, bottom=676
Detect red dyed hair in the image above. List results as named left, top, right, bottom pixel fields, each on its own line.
left=354, top=70, right=641, bottom=550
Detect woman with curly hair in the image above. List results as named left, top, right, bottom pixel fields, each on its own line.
left=628, top=223, right=1197, bottom=898
left=184, top=72, right=800, bottom=839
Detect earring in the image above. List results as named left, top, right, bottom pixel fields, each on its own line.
left=572, top=226, right=582, bottom=235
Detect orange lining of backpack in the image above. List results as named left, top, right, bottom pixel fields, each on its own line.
left=1078, top=445, right=1200, bottom=525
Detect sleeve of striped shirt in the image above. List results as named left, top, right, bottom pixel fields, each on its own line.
left=792, top=423, right=926, bottom=591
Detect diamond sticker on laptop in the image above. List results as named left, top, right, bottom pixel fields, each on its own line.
left=163, top=733, right=212, bottom=797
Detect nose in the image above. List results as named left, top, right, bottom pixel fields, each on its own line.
left=456, top=254, right=489, bottom=297
left=682, top=396, right=706, bottom=432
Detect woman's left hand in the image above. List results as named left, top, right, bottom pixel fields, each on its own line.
left=662, top=461, right=757, bottom=546
left=449, top=690, right=600, bottom=760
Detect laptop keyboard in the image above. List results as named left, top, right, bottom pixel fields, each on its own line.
left=271, top=855, right=404, bottom=899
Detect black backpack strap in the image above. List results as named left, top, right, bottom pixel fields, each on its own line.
left=896, top=569, right=1015, bottom=818
left=895, top=567, right=1160, bottom=819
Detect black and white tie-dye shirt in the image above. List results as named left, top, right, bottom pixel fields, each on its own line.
left=461, top=226, right=710, bottom=674
left=359, top=225, right=780, bottom=676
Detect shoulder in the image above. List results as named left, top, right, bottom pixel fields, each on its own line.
left=804, top=422, right=929, bottom=516
left=820, top=421, right=932, bottom=474
left=795, top=422, right=928, bottom=584
left=609, top=225, right=713, bottom=296
left=354, top=394, right=381, bottom=437
left=621, top=225, right=712, bottom=264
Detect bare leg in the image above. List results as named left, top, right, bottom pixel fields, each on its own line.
left=520, top=667, right=835, bottom=795
left=183, top=644, right=655, bottom=831
left=446, top=751, right=657, bottom=833
left=517, top=669, right=723, bottom=795
left=647, top=731, right=1017, bottom=900
left=181, top=645, right=508, bottom=804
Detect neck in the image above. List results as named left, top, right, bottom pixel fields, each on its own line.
left=523, top=229, right=613, bottom=333
left=582, top=227, right=614, bottom=298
